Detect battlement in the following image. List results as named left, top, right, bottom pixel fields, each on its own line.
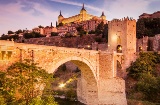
left=109, top=17, right=136, bottom=23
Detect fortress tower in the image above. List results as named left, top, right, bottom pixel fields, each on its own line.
left=108, top=17, right=136, bottom=54
left=58, top=10, right=64, bottom=25
left=108, top=17, right=136, bottom=77
left=80, top=3, right=87, bottom=21
left=101, top=12, right=106, bottom=20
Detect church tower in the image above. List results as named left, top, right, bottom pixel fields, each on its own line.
left=58, top=10, right=64, bottom=25
left=80, top=3, right=87, bottom=21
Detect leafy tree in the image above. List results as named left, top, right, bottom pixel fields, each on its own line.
left=57, top=22, right=64, bottom=27
left=0, top=60, right=57, bottom=105
left=76, top=25, right=86, bottom=37
left=0, top=34, right=19, bottom=40
left=51, top=32, right=58, bottom=36
left=95, top=21, right=104, bottom=35
left=76, top=26, right=83, bottom=32
left=8, top=30, right=14, bottom=34
left=0, top=35, right=8, bottom=40
left=15, top=29, right=23, bottom=34
left=24, top=32, right=44, bottom=39
left=65, top=32, right=73, bottom=38
left=127, top=52, right=160, bottom=79
left=136, top=18, right=160, bottom=38
left=38, top=25, right=44, bottom=28
left=88, top=30, right=95, bottom=34
left=95, top=37, right=102, bottom=43
left=136, top=73, right=160, bottom=102
left=102, top=23, right=108, bottom=42
left=127, top=52, right=160, bottom=102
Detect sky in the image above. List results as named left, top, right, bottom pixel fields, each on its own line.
left=0, top=0, right=160, bottom=36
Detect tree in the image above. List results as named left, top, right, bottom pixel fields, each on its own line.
left=38, top=25, right=44, bottom=28
left=8, top=31, right=14, bottom=34
left=57, top=22, right=63, bottom=27
left=95, top=21, right=104, bottom=35
left=127, top=52, right=159, bottom=79
left=51, top=32, right=58, bottom=36
left=0, top=34, right=19, bottom=40
left=76, top=26, right=86, bottom=37
left=136, top=18, right=160, bottom=38
left=0, top=60, right=57, bottom=104
left=88, top=30, right=95, bottom=34
left=127, top=52, right=160, bottom=102
left=15, top=29, right=23, bottom=34
left=102, top=23, right=108, bottom=42
left=23, top=32, right=44, bottom=39
left=136, top=73, right=160, bottom=102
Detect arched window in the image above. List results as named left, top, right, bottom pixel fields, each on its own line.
left=117, top=45, right=122, bottom=53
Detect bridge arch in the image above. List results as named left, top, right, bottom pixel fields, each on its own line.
left=48, top=56, right=97, bottom=81
left=48, top=56, right=98, bottom=104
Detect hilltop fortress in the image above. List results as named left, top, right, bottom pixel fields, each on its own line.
left=57, top=4, right=106, bottom=25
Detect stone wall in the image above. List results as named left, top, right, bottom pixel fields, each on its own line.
left=23, top=35, right=102, bottom=47
left=136, top=34, right=160, bottom=52
left=17, top=35, right=107, bottom=51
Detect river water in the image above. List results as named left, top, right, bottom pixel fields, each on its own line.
left=55, top=98, right=85, bottom=105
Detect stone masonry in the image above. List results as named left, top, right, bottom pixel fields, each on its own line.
left=0, top=40, right=127, bottom=105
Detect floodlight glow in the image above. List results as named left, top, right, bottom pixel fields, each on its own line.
left=59, top=83, right=65, bottom=88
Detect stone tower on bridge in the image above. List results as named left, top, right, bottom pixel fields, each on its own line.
left=108, top=17, right=137, bottom=77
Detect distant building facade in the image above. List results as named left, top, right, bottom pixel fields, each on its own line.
left=57, top=4, right=107, bottom=25
left=139, top=11, right=160, bottom=19
left=57, top=25, right=77, bottom=37
left=32, top=22, right=57, bottom=37
left=57, top=4, right=107, bottom=36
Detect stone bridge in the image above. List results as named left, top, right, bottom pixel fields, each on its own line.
left=0, top=40, right=127, bottom=105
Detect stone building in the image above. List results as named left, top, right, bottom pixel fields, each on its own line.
left=57, top=4, right=106, bottom=25
left=139, top=11, right=160, bottom=19
left=32, top=22, right=57, bottom=37
left=57, top=25, right=77, bottom=37
left=32, top=27, right=44, bottom=34
left=81, top=15, right=107, bottom=32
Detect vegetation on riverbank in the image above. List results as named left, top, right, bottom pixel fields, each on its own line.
left=126, top=52, right=160, bottom=104
left=0, top=59, right=57, bottom=105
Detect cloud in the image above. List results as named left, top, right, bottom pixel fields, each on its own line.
left=103, top=0, right=151, bottom=20
left=50, top=0, right=104, bottom=12
left=0, top=0, right=58, bottom=35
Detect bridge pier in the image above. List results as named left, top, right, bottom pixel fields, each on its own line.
left=77, top=77, right=98, bottom=105
left=98, top=78, right=127, bottom=105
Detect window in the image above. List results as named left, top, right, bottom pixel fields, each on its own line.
left=117, top=45, right=122, bottom=53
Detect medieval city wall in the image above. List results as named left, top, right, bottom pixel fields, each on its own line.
left=136, top=34, right=160, bottom=52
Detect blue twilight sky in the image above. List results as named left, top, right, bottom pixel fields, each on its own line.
left=0, top=0, right=160, bottom=35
